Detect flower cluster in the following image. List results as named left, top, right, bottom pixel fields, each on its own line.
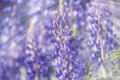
left=52, top=5, right=87, bottom=79
left=86, top=0, right=118, bottom=63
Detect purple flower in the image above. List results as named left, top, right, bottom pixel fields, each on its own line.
left=52, top=8, right=87, bottom=79
left=86, top=0, right=118, bottom=63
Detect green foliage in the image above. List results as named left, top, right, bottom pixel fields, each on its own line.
left=88, top=49, right=120, bottom=80
left=85, top=75, right=91, bottom=80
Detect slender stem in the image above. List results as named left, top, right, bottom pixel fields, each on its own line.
left=99, top=34, right=104, bottom=61
left=95, top=1, right=107, bottom=78
left=96, top=0, right=105, bottom=61
left=59, top=0, right=64, bottom=12
left=35, top=60, right=41, bottom=80
left=59, top=0, right=71, bottom=80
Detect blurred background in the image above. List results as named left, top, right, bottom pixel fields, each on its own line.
left=0, top=0, right=120, bottom=80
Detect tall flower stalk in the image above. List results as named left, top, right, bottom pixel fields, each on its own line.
left=86, top=0, right=119, bottom=79
left=86, top=0, right=118, bottom=63
left=52, top=0, right=87, bottom=80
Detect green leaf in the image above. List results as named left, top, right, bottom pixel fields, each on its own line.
left=88, top=49, right=120, bottom=80
left=85, top=75, right=91, bottom=80
left=106, top=49, right=120, bottom=62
